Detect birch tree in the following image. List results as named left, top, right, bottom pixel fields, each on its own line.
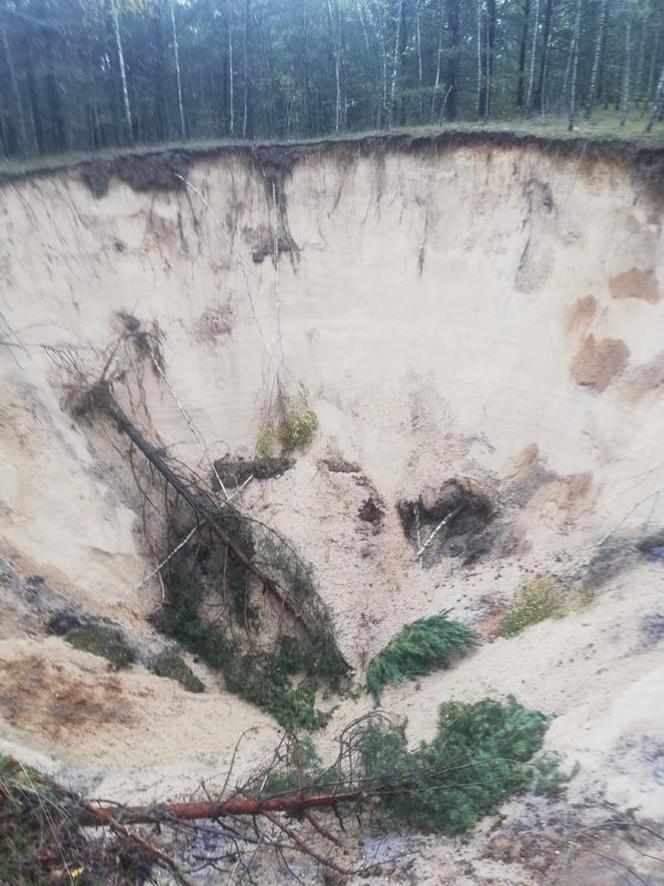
left=0, top=21, right=28, bottom=157
left=620, top=15, right=632, bottom=125
left=227, top=6, right=234, bottom=136
left=645, top=65, right=664, bottom=130
left=110, top=0, right=133, bottom=144
left=568, top=0, right=583, bottom=130
left=525, top=0, right=540, bottom=113
left=169, top=0, right=185, bottom=139
left=585, top=0, right=609, bottom=117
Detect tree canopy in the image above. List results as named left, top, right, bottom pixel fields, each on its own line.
left=1, top=0, right=663, bottom=161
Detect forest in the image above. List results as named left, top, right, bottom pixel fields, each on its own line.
left=0, top=0, right=663, bottom=161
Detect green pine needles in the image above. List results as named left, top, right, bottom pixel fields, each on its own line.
left=253, top=697, right=567, bottom=837
left=366, top=612, right=478, bottom=703
left=357, top=697, right=554, bottom=833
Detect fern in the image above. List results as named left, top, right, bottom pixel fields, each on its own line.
left=365, top=612, right=477, bottom=703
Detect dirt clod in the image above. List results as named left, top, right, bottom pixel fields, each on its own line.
left=212, top=455, right=294, bottom=488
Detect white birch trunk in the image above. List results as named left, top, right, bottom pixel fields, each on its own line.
left=169, top=0, right=186, bottom=139
left=525, top=0, right=540, bottom=113
left=645, top=66, right=664, bottom=131
left=567, top=0, right=583, bottom=131
left=228, top=13, right=234, bottom=136
left=620, top=19, right=632, bottom=126
left=112, top=1, right=133, bottom=143
left=585, top=0, right=608, bottom=117
left=387, top=0, right=403, bottom=129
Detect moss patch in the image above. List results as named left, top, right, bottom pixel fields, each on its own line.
left=64, top=623, right=135, bottom=670
left=150, top=648, right=205, bottom=693
left=500, top=579, right=565, bottom=638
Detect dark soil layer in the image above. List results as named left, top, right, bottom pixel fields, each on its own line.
left=2, top=128, right=664, bottom=200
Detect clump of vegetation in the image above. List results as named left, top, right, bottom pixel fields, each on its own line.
left=256, top=387, right=319, bottom=457
left=365, top=613, right=477, bottom=703
left=151, top=647, right=205, bottom=693
left=64, top=623, right=136, bottom=670
left=152, top=554, right=348, bottom=731
left=637, top=530, right=664, bottom=553
left=257, top=697, right=569, bottom=836
left=0, top=755, right=153, bottom=884
left=500, top=579, right=565, bottom=638
left=358, top=697, right=559, bottom=833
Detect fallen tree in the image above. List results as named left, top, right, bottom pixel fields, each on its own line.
left=87, top=380, right=311, bottom=630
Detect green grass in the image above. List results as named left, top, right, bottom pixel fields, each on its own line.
left=64, top=623, right=136, bottom=670
left=2, top=112, right=661, bottom=179
left=500, top=579, right=565, bottom=639
left=365, top=612, right=477, bottom=703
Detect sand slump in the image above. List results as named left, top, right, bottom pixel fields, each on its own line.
left=1, top=134, right=664, bottom=847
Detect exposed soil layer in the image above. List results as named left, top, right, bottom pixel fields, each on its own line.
left=212, top=455, right=294, bottom=487
left=398, top=479, right=494, bottom=565
left=2, top=128, right=664, bottom=200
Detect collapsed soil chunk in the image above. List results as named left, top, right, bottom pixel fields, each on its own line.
left=358, top=496, right=384, bottom=528
left=398, top=478, right=494, bottom=566
left=212, top=454, right=294, bottom=488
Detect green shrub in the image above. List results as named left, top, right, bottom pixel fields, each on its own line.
left=500, top=579, right=565, bottom=638
left=256, top=388, right=319, bottom=456
left=151, top=647, right=205, bottom=693
left=64, top=623, right=135, bottom=670
left=365, top=613, right=477, bottom=703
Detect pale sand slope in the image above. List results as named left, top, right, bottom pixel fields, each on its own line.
left=0, top=137, right=663, bottom=879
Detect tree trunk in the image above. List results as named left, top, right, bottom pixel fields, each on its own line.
left=525, top=0, right=540, bottom=112
left=446, top=0, right=460, bottom=121
left=479, top=0, right=496, bottom=118
left=620, top=18, right=632, bottom=125
left=634, top=16, right=646, bottom=108
left=242, top=0, right=249, bottom=138
left=645, top=24, right=660, bottom=108
left=567, top=0, right=583, bottom=131
left=533, top=0, right=554, bottom=113
left=0, top=22, right=29, bottom=157
left=645, top=65, right=664, bottom=131
left=326, top=0, right=342, bottom=132
left=90, top=384, right=312, bottom=629
left=416, top=0, right=423, bottom=121
left=169, top=0, right=186, bottom=139
left=476, top=0, right=483, bottom=117
left=79, top=786, right=365, bottom=827
left=431, top=0, right=444, bottom=121
left=387, top=0, right=403, bottom=129
left=516, top=0, right=532, bottom=109
left=111, top=1, right=133, bottom=144
left=227, top=9, right=234, bottom=135
left=585, top=0, right=609, bottom=117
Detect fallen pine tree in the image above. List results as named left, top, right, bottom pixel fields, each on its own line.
left=1, top=699, right=572, bottom=883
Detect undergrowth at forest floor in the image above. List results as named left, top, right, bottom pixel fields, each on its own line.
left=365, top=613, right=477, bottom=703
